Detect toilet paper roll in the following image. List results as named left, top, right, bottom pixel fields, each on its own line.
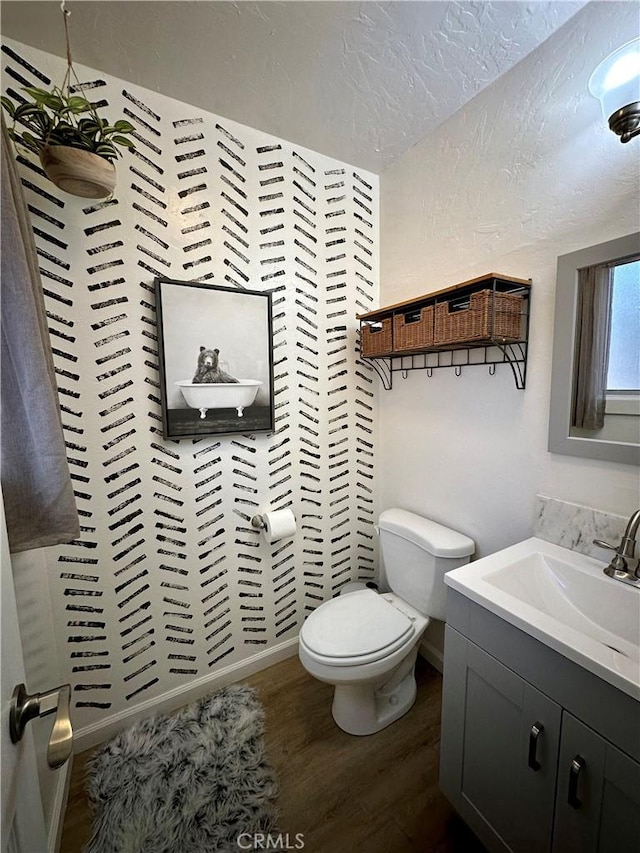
left=262, top=508, right=296, bottom=544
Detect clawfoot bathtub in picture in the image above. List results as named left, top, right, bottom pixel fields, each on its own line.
left=176, top=380, right=262, bottom=418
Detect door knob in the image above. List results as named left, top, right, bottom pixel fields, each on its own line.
left=9, top=683, right=73, bottom=768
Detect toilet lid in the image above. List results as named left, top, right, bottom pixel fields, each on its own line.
left=301, top=589, right=414, bottom=660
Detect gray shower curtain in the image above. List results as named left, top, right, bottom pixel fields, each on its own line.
left=1, top=121, right=80, bottom=552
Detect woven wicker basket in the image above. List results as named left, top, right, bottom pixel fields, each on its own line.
left=393, top=306, right=434, bottom=351
left=360, top=318, right=393, bottom=356
left=434, top=290, right=522, bottom=346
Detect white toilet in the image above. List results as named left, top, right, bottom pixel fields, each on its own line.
left=298, top=508, right=474, bottom=735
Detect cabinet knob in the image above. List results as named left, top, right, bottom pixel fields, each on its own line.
left=528, top=721, right=544, bottom=771
left=568, top=755, right=585, bottom=809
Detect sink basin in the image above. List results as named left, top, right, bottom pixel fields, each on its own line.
left=445, top=537, right=640, bottom=700
left=486, top=551, right=639, bottom=652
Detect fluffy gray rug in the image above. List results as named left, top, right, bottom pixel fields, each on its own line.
left=86, top=684, right=278, bottom=853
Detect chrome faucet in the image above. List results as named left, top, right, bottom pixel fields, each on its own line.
left=593, top=509, right=640, bottom=588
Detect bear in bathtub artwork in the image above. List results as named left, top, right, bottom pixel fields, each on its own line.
left=174, top=345, right=263, bottom=428
left=156, top=276, right=274, bottom=439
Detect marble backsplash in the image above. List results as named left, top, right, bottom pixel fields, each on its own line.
left=534, top=496, right=630, bottom=561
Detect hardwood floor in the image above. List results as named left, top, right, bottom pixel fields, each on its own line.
left=60, top=655, right=485, bottom=852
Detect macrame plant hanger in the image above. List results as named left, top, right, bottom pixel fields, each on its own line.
left=58, top=1, right=98, bottom=124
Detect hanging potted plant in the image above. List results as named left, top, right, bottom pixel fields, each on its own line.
left=1, top=5, right=135, bottom=199
left=2, top=87, right=135, bottom=198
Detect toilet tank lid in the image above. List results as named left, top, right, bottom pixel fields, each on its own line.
left=378, top=509, right=475, bottom=558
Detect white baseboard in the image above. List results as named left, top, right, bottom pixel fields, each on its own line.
left=48, top=757, right=72, bottom=853
left=418, top=637, right=443, bottom=674
left=73, top=636, right=299, bottom=753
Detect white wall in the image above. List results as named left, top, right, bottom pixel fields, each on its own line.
left=2, top=38, right=379, bottom=736
left=379, top=1, right=639, bottom=572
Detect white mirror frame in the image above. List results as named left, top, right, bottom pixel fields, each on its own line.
left=548, top=232, right=640, bottom=466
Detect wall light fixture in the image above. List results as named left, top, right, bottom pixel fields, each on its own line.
left=589, top=37, right=640, bottom=143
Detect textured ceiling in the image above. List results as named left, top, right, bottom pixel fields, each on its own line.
left=1, top=1, right=587, bottom=172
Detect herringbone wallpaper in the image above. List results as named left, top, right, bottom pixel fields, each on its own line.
left=3, top=40, right=379, bottom=728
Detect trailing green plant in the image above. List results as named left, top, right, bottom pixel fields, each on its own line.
left=1, top=86, right=135, bottom=162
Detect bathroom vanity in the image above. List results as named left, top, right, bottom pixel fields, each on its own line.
left=439, top=538, right=640, bottom=853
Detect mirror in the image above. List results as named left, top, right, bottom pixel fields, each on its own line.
left=548, top=232, right=640, bottom=466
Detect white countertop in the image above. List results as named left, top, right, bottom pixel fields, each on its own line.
left=445, top=537, right=640, bottom=701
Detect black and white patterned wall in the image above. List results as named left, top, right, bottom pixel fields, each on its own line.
left=2, top=40, right=379, bottom=729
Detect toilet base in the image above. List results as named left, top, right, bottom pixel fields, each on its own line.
left=330, top=646, right=419, bottom=736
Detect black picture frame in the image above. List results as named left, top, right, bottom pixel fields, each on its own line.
left=155, top=278, right=275, bottom=439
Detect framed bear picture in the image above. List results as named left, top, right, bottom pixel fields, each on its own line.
left=155, top=278, right=275, bottom=439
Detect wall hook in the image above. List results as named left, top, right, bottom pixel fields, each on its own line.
left=455, top=366, right=462, bottom=377
left=426, top=368, right=433, bottom=378
left=401, top=369, right=409, bottom=379
left=488, top=364, right=496, bottom=376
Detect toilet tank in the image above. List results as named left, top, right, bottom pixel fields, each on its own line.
left=378, top=508, right=475, bottom=621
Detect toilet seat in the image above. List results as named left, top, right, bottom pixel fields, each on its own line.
left=300, top=589, right=415, bottom=667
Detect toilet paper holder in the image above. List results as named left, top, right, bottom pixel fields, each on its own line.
left=251, top=508, right=297, bottom=543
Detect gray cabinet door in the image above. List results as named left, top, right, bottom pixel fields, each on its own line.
left=598, top=743, right=640, bottom=853
left=440, top=626, right=562, bottom=853
left=553, top=712, right=640, bottom=853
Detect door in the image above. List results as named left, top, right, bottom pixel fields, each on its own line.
left=440, top=626, right=562, bottom=853
left=553, top=711, right=640, bottom=853
left=598, top=742, right=640, bottom=853
left=1, top=495, right=48, bottom=853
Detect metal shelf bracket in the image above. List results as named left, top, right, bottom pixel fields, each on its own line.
left=361, top=340, right=529, bottom=390
left=362, top=356, right=392, bottom=390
